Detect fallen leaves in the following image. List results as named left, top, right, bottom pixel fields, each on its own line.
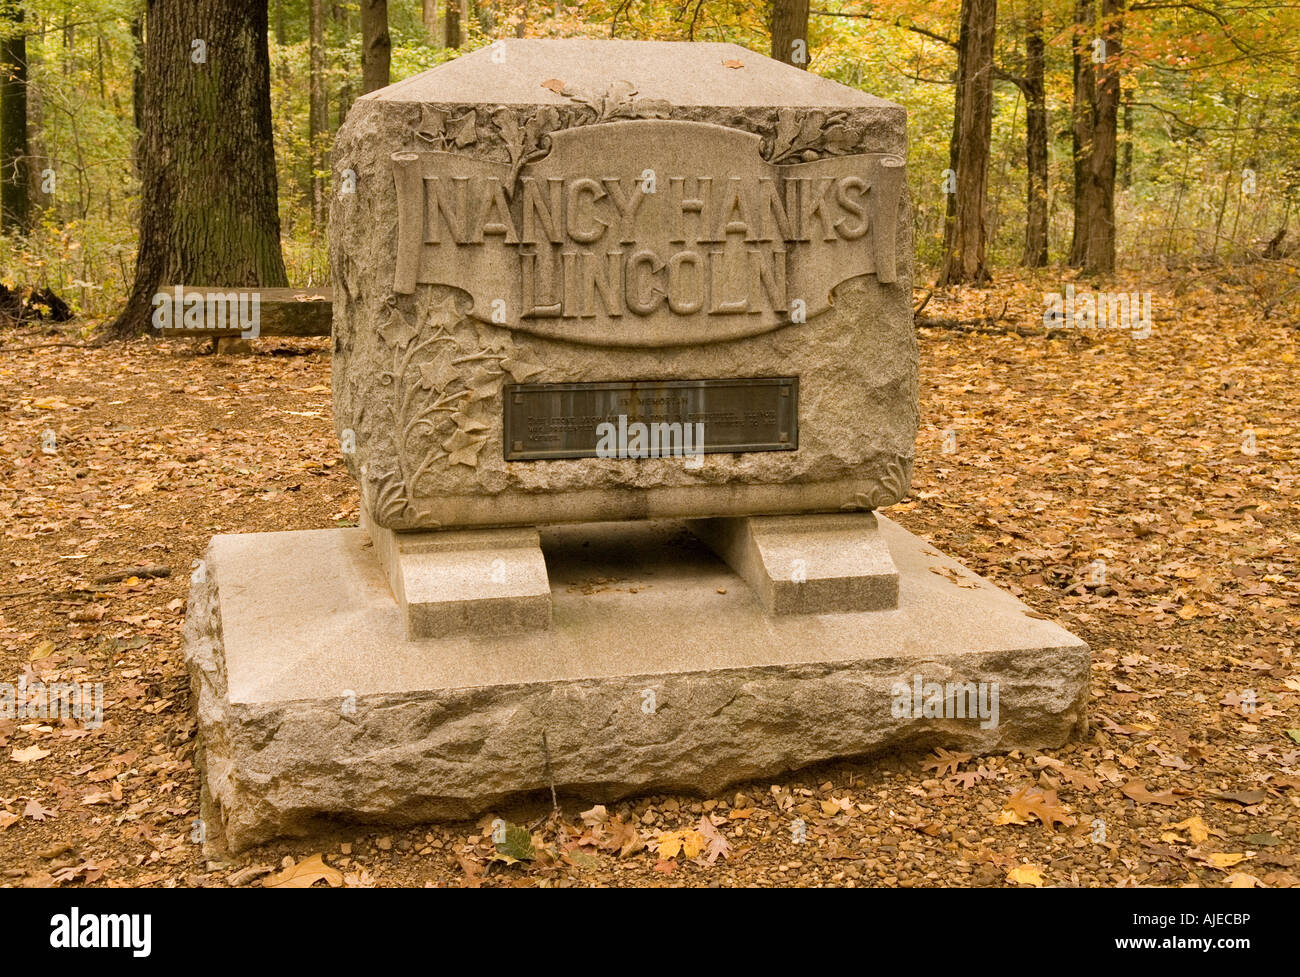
left=653, top=827, right=709, bottom=861
left=491, top=821, right=537, bottom=864
left=1121, top=778, right=1179, bottom=805
left=10, top=745, right=50, bottom=763
left=922, top=748, right=971, bottom=777
left=1006, top=864, right=1045, bottom=887
left=264, top=853, right=344, bottom=888
left=996, top=786, right=1076, bottom=832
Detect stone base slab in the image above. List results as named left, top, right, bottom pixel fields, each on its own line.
left=184, top=516, right=1088, bottom=854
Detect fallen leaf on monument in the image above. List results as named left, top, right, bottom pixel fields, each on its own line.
left=264, top=853, right=344, bottom=888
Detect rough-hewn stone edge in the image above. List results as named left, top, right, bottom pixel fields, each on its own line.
left=181, top=541, right=232, bottom=856
left=187, top=544, right=1088, bottom=853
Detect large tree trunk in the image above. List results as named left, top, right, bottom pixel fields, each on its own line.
left=361, top=0, right=390, bottom=94
left=1, top=0, right=29, bottom=233
left=1070, top=0, right=1123, bottom=273
left=939, top=0, right=996, bottom=286
left=1022, top=0, right=1048, bottom=266
left=110, top=0, right=287, bottom=337
left=770, top=0, right=810, bottom=68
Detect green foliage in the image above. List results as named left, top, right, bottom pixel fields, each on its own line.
left=3, top=0, right=1298, bottom=321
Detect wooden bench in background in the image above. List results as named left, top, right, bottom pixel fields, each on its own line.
left=158, top=286, right=333, bottom=352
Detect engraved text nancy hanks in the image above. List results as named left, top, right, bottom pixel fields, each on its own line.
left=392, top=119, right=904, bottom=348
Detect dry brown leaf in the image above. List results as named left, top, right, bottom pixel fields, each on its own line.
left=1122, top=778, right=1179, bottom=805
left=263, top=853, right=344, bottom=888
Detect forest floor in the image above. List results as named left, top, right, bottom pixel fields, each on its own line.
left=0, top=268, right=1297, bottom=888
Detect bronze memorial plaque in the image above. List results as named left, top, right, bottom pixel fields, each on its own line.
left=504, top=378, right=798, bottom=461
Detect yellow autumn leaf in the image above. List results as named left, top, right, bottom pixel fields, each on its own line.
left=11, top=746, right=50, bottom=763
left=1006, top=864, right=1044, bottom=887
left=820, top=800, right=841, bottom=816
left=32, top=397, right=71, bottom=410
left=680, top=829, right=707, bottom=860
left=654, top=831, right=683, bottom=860
left=1170, top=816, right=1212, bottom=843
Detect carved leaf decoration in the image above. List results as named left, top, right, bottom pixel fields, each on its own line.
left=415, top=105, right=448, bottom=147
left=492, top=107, right=526, bottom=175
left=630, top=98, right=670, bottom=119
left=365, top=464, right=409, bottom=522
left=500, top=355, right=544, bottom=382
left=844, top=456, right=913, bottom=511
left=426, top=294, right=463, bottom=333
left=770, top=108, right=802, bottom=163
left=797, top=111, right=827, bottom=147
left=450, top=412, right=489, bottom=434
left=601, top=80, right=638, bottom=120
left=448, top=110, right=478, bottom=148
left=417, top=358, right=460, bottom=392
left=379, top=306, right=419, bottom=348
left=767, top=109, right=860, bottom=163
left=442, top=428, right=489, bottom=468
left=559, top=85, right=601, bottom=120
left=522, top=105, right=562, bottom=164
left=821, top=123, right=858, bottom=154
left=467, top=364, right=502, bottom=399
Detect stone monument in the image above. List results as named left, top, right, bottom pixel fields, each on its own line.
left=184, top=39, right=1088, bottom=853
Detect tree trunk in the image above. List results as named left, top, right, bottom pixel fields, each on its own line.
left=939, top=0, right=996, bottom=286
left=1022, top=0, right=1048, bottom=266
left=770, top=0, right=810, bottom=68
left=423, top=0, right=445, bottom=46
left=1, top=0, right=29, bottom=232
left=130, top=16, right=145, bottom=133
left=110, top=0, right=287, bottom=337
left=1070, top=0, right=1123, bottom=274
left=445, top=0, right=461, bottom=48
left=361, top=0, right=390, bottom=94
left=309, top=0, right=326, bottom=230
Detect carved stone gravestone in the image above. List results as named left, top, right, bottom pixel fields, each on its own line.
left=184, top=40, right=1088, bottom=853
